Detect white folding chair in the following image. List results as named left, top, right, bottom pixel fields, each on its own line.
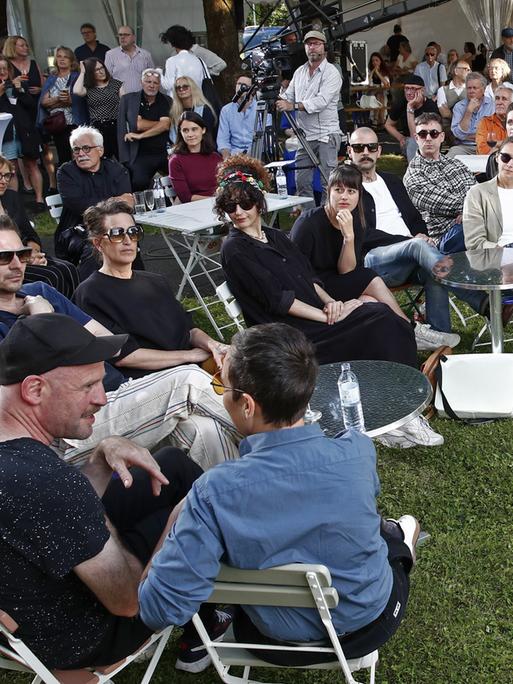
left=216, top=282, right=245, bottom=332
left=0, top=609, right=173, bottom=684
left=193, top=563, right=378, bottom=684
left=45, top=193, right=63, bottom=220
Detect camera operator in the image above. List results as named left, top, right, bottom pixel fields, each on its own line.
left=217, top=74, right=256, bottom=159
left=276, top=30, right=342, bottom=202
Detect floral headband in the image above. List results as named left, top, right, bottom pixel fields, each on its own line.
left=219, top=170, right=264, bottom=192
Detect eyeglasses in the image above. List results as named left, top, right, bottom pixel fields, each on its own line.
left=499, top=152, right=513, bottom=164
left=118, top=33, right=132, bottom=37
left=94, top=67, right=105, bottom=72
left=0, top=172, right=13, bottom=182
left=210, top=370, right=243, bottom=396
left=101, top=225, right=143, bottom=243
left=176, top=84, right=190, bottom=91
left=425, top=52, right=437, bottom=57
left=0, top=247, right=33, bottom=266
left=72, top=145, right=100, bottom=155
left=350, top=142, right=379, bottom=153
left=221, top=199, right=256, bottom=214
left=455, top=66, right=470, bottom=71
left=416, top=129, right=442, bottom=139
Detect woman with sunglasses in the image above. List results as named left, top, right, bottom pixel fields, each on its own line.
left=169, top=76, right=217, bottom=144
left=463, top=137, right=513, bottom=250
left=218, top=155, right=417, bottom=367
left=291, top=163, right=410, bottom=323
left=0, top=154, right=79, bottom=296
left=74, top=198, right=229, bottom=379
left=169, top=111, right=221, bottom=204
left=73, top=58, right=123, bottom=158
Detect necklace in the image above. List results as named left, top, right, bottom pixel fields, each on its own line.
left=250, top=232, right=268, bottom=242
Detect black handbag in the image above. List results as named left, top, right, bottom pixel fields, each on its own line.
left=199, top=58, right=222, bottom=118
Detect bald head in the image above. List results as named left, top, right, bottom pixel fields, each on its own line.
left=349, top=127, right=378, bottom=145
left=348, top=128, right=381, bottom=177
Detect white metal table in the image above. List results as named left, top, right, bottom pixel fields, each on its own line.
left=140, top=193, right=314, bottom=339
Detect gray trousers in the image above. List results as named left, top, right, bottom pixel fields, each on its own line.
left=295, top=134, right=341, bottom=204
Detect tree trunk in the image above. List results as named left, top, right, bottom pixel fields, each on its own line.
left=203, top=0, right=241, bottom=104
left=0, top=0, right=7, bottom=38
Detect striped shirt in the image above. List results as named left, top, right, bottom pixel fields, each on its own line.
left=104, top=45, right=154, bottom=94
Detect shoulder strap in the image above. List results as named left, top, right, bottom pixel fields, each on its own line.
left=434, top=356, right=494, bottom=425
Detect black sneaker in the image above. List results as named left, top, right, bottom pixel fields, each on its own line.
left=175, top=608, right=234, bottom=673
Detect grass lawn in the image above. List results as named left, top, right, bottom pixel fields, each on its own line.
left=5, top=156, right=513, bottom=684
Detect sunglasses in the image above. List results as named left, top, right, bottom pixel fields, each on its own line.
left=101, top=225, right=144, bottom=243
left=499, top=152, right=513, bottom=164
left=0, top=172, right=13, bottom=182
left=0, top=247, right=33, bottom=266
left=210, top=370, right=242, bottom=396
left=416, top=129, right=442, bottom=139
left=350, top=143, right=379, bottom=153
left=72, top=145, right=100, bottom=155
left=222, top=199, right=256, bottom=214
left=176, top=84, right=190, bottom=91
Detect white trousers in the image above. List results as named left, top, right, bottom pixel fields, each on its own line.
left=60, top=365, right=241, bottom=470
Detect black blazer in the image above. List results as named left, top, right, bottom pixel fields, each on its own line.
left=2, top=189, right=40, bottom=246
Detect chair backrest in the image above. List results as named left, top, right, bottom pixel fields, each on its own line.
left=215, top=282, right=245, bottom=332
left=45, top=194, right=63, bottom=220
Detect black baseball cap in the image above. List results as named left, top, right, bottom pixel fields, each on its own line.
left=403, top=74, right=425, bottom=87
left=0, top=313, right=128, bottom=385
left=502, top=27, right=513, bottom=38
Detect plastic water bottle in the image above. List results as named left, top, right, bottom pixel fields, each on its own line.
left=337, top=362, right=365, bottom=432
left=153, top=177, right=166, bottom=212
left=276, top=167, right=287, bottom=198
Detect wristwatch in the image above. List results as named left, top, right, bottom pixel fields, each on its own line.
left=294, top=103, right=300, bottom=111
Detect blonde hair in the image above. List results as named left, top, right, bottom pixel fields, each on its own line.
left=54, top=46, right=79, bottom=73
left=170, top=76, right=217, bottom=128
left=2, top=35, right=30, bottom=60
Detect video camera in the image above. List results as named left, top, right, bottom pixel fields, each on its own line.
left=240, top=36, right=292, bottom=106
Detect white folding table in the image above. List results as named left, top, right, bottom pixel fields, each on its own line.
left=141, top=193, right=314, bottom=339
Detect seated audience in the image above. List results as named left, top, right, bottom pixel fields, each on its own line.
left=37, top=46, right=88, bottom=166
left=104, top=26, right=154, bottom=94
left=464, top=137, right=513, bottom=249
left=56, top=125, right=137, bottom=278
left=475, top=86, right=513, bottom=154
left=0, top=312, right=214, bottom=671
left=404, top=113, right=476, bottom=253
left=447, top=71, right=494, bottom=157
left=73, top=58, right=123, bottom=158
left=169, top=75, right=217, bottom=144
left=445, top=48, right=460, bottom=80
left=0, top=160, right=79, bottom=297
left=74, top=23, right=110, bottom=62
left=117, top=68, right=171, bottom=190
left=74, top=198, right=229, bottom=381
left=392, top=40, right=418, bottom=77
left=0, top=57, right=44, bottom=211
left=291, top=164, right=410, bottom=323
left=160, top=24, right=208, bottom=94
left=436, top=60, right=469, bottom=126
left=217, top=74, right=256, bottom=159
left=169, top=111, right=221, bottom=203
left=140, top=321, right=422, bottom=664
left=414, top=45, right=447, bottom=99
left=484, top=58, right=511, bottom=100
left=385, top=74, right=438, bottom=161
left=0, top=218, right=239, bottom=469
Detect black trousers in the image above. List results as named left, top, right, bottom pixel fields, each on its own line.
left=129, top=153, right=168, bottom=191
left=233, top=520, right=413, bottom=666
left=69, top=447, right=203, bottom=668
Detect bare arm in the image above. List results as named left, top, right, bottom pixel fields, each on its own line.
left=115, top=346, right=210, bottom=370
left=384, top=116, right=406, bottom=146
left=125, top=116, right=171, bottom=141
left=333, top=210, right=357, bottom=274
left=73, top=65, right=87, bottom=97
left=189, top=327, right=229, bottom=368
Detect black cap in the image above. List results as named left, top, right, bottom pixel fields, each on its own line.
left=0, top=313, right=128, bottom=385
left=502, top=27, right=513, bottom=37
left=404, top=74, right=425, bottom=87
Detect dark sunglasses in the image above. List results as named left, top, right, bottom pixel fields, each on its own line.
left=0, top=247, right=33, bottom=266
left=72, top=144, right=100, bottom=155
left=101, top=225, right=144, bottom=243
left=416, top=129, right=442, bottom=139
left=210, top=370, right=242, bottom=396
left=222, top=199, right=256, bottom=214
left=176, top=84, right=190, bottom=91
left=350, top=143, right=379, bottom=153
left=499, top=152, right=513, bottom=164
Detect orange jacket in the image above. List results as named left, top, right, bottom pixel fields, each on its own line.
left=475, top=114, right=506, bottom=155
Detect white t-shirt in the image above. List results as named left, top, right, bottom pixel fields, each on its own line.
left=497, top=185, right=513, bottom=246
left=161, top=50, right=205, bottom=95
left=364, top=175, right=411, bottom=237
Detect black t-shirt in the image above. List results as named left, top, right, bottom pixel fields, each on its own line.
left=388, top=97, right=438, bottom=135
left=138, top=91, right=170, bottom=156
left=73, top=270, right=192, bottom=378
left=0, top=438, right=112, bottom=668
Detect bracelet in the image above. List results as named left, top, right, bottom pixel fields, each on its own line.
left=407, top=108, right=414, bottom=114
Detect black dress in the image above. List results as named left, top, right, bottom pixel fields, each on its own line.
left=221, top=226, right=417, bottom=367
left=290, top=206, right=377, bottom=301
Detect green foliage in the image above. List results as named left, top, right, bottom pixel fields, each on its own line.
left=250, top=2, right=289, bottom=27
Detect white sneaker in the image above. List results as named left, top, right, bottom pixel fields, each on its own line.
left=375, top=415, right=444, bottom=449
left=397, top=515, right=421, bottom=563
left=414, top=323, right=460, bottom=351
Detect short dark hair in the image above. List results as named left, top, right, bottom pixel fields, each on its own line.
left=228, top=323, right=318, bottom=425
left=172, top=111, right=216, bottom=155
left=0, top=214, right=21, bottom=237
left=160, top=25, right=194, bottom=50
left=83, top=58, right=111, bottom=89
left=326, top=163, right=366, bottom=229
left=83, top=198, right=134, bottom=238
left=414, top=111, right=443, bottom=128
left=80, top=23, right=96, bottom=32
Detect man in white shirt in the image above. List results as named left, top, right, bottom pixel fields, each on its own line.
left=160, top=25, right=213, bottom=94
left=104, top=26, right=154, bottom=94
left=276, top=30, right=341, bottom=201
left=436, top=60, right=470, bottom=122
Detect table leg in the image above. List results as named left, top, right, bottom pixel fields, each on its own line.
left=489, top=290, right=504, bottom=353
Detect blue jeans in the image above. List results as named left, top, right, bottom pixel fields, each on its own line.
left=364, top=238, right=484, bottom=332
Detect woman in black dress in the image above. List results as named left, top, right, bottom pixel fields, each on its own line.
left=291, top=163, right=410, bottom=323
left=217, top=154, right=417, bottom=367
